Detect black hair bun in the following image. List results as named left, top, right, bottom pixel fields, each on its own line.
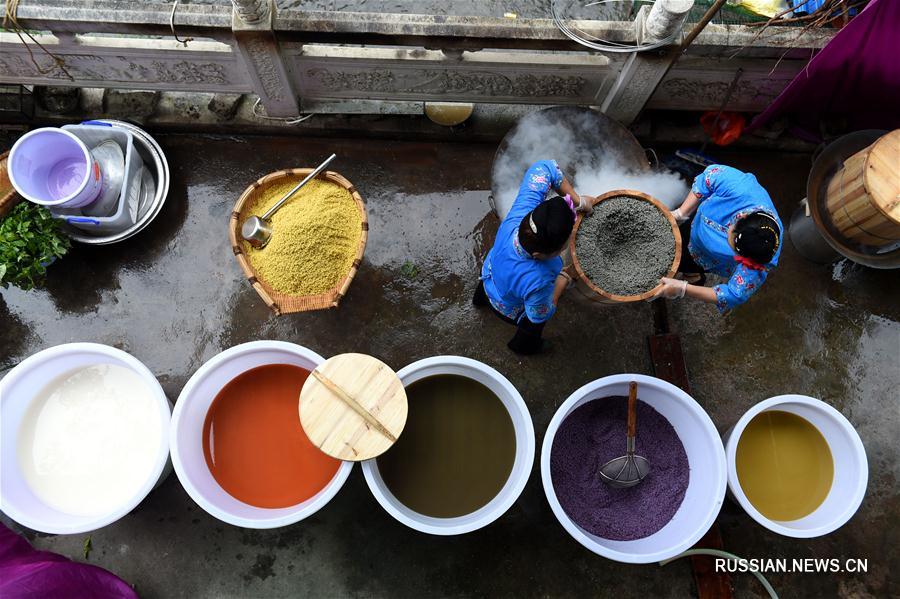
left=734, top=212, right=780, bottom=264
left=519, top=196, right=576, bottom=255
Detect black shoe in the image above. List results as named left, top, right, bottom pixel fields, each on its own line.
left=507, top=334, right=544, bottom=355
left=473, top=281, right=489, bottom=307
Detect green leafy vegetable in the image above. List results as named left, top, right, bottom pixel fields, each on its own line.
left=0, top=202, right=70, bottom=290
left=400, top=260, right=419, bottom=279
left=83, top=535, right=92, bottom=560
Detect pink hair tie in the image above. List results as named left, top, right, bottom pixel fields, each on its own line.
left=563, top=194, right=577, bottom=217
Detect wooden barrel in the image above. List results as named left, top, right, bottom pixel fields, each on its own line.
left=825, top=129, right=900, bottom=247
left=569, top=189, right=681, bottom=305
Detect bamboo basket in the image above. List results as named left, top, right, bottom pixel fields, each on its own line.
left=229, top=168, right=368, bottom=315
left=569, top=189, right=681, bottom=304
left=825, top=129, right=900, bottom=247
left=0, top=151, right=22, bottom=219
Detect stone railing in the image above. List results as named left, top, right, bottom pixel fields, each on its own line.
left=0, top=0, right=834, bottom=123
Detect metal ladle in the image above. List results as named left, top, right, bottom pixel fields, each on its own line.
left=599, top=381, right=651, bottom=488
left=241, top=153, right=337, bottom=248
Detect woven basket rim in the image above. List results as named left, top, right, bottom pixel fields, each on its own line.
left=0, top=151, right=19, bottom=217
left=569, top=189, right=682, bottom=303
left=229, top=168, right=368, bottom=315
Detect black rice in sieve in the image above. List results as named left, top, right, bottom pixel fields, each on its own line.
left=575, top=196, right=676, bottom=296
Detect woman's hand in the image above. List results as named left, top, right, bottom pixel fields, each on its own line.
left=577, top=195, right=595, bottom=215
left=671, top=207, right=689, bottom=224
left=672, top=191, right=701, bottom=223
left=553, top=268, right=575, bottom=305
left=558, top=267, right=576, bottom=290
left=654, top=277, right=687, bottom=299
left=557, top=177, right=593, bottom=215
left=652, top=276, right=718, bottom=304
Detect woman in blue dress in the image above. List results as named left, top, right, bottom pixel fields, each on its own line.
left=655, top=164, right=783, bottom=312
left=474, top=160, right=594, bottom=354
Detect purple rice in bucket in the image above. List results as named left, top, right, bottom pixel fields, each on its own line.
left=550, top=396, right=690, bottom=541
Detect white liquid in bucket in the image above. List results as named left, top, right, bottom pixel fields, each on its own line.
left=17, top=364, right=163, bottom=517
left=48, top=156, right=89, bottom=200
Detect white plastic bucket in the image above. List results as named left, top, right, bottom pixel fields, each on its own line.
left=541, top=374, right=726, bottom=563
left=722, top=394, right=868, bottom=538
left=0, top=343, right=172, bottom=535
left=170, top=341, right=353, bottom=529
left=362, top=356, right=535, bottom=536
left=8, top=128, right=103, bottom=208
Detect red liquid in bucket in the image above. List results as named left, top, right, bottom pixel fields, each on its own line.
left=202, top=364, right=341, bottom=509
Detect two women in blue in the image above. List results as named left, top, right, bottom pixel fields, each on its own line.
left=477, top=162, right=781, bottom=356
left=655, top=164, right=783, bottom=313
left=474, top=160, right=594, bottom=355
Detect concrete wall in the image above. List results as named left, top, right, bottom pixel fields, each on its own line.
left=1, top=1, right=834, bottom=123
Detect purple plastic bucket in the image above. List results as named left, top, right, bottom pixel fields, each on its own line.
left=8, top=128, right=103, bottom=208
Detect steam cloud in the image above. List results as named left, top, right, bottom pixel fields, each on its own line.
left=492, top=109, right=688, bottom=217
left=574, top=167, right=688, bottom=210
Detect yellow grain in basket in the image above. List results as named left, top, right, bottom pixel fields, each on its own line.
left=243, top=177, right=362, bottom=296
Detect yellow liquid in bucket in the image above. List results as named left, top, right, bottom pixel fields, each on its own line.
left=736, top=410, right=834, bottom=521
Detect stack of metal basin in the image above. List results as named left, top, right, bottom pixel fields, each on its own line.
left=57, top=120, right=169, bottom=245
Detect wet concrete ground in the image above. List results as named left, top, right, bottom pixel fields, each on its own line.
left=1, top=134, right=898, bottom=599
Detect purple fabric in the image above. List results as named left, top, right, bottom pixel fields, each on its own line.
left=563, top=194, right=577, bottom=217
left=0, top=524, right=138, bottom=599
left=750, top=0, right=900, bottom=140
left=550, top=396, right=690, bottom=541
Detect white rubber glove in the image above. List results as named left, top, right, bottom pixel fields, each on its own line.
left=559, top=265, right=576, bottom=289
left=577, top=195, right=595, bottom=215
left=671, top=208, right=689, bottom=225
left=655, top=277, right=688, bottom=299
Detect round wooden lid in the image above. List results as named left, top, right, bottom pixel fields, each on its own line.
left=864, top=129, right=900, bottom=225
left=299, top=353, right=407, bottom=461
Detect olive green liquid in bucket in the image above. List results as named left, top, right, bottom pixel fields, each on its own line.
left=376, top=375, right=516, bottom=518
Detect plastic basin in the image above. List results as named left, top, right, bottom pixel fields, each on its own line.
left=170, top=341, right=353, bottom=529
left=0, top=343, right=172, bottom=534
left=362, top=356, right=535, bottom=535
left=8, top=128, right=103, bottom=208
left=58, top=124, right=145, bottom=233
left=541, top=374, right=726, bottom=563
left=722, top=394, right=868, bottom=538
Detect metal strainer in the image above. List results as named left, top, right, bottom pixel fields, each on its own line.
left=599, top=381, right=651, bottom=488
left=241, top=153, right=336, bottom=248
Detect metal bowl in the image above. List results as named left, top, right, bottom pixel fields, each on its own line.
left=61, top=120, right=169, bottom=245
left=82, top=140, right=125, bottom=217
left=137, top=166, right=156, bottom=218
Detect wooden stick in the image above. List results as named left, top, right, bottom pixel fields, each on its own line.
left=311, top=370, right=397, bottom=443
left=627, top=381, right=638, bottom=439
left=678, top=0, right=728, bottom=54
